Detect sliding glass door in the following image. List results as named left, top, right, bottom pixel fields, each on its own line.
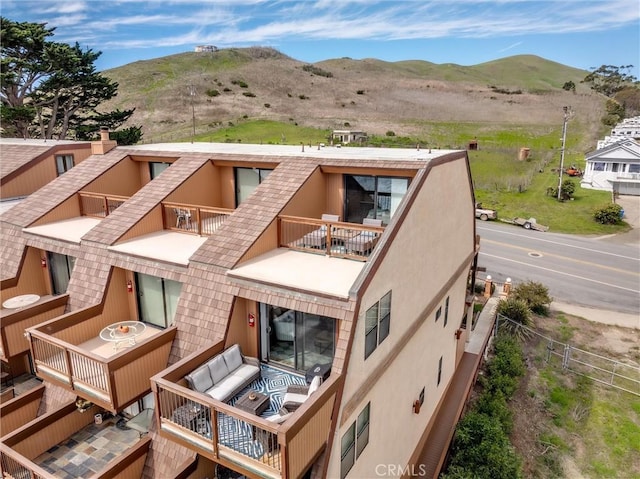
left=47, top=252, right=76, bottom=295
left=235, top=167, right=272, bottom=205
left=344, top=175, right=409, bottom=225
left=262, top=305, right=335, bottom=372
left=135, top=273, right=182, bottom=328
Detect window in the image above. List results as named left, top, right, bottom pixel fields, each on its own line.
left=356, top=403, right=370, bottom=458
left=135, top=273, right=182, bottom=328
left=341, top=403, right=370, bottom=478
left=344, top=175, right=409, bottom=225
left=437, top=356, right=443, bottom=386
left=593, top=162, right=605, bottom=171
left=364, top=291, right=391, bottom=359
left=629, top=164, right=640, bottom=174
left=235, top=167, right=272, bottom=205
left=435, top=306, right=442, bottom=322
left=149, top=162, right=171, bottom=179
left=55, top=155, right=74, bottom=176
left=444, top=296, right=449, bottom=327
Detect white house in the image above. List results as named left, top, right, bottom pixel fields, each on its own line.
left=581, top=139, right=640, bottom=196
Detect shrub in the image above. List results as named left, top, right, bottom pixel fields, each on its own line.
left=476, top=390, right=514, bottom=432
left=356, top=89, right=365, bottom=95
left=497, top=298, right=532, bottom=340
left=386, top=130, right=396, bottom=136
left=206, top=89, right=220, bottom=97
left=593, top=203, right=623, bottom=224
left=302, top=64, right=333, bottom=77
left=263, top=103, right=270, bottom=108
left=298, top=94, right=309, bottom=100
left=242, top=92, right=256, bottom=97
left=511, top=280, right=552, bottom=315
left=231, top=79, right=248, bottom=88
left=223, top=87, right=232, bottom=92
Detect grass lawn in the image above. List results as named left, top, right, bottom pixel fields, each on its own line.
left=179, top=119, right=629, bottom=235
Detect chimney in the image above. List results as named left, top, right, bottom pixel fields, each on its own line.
left=91, top=126, right=117, bottom=155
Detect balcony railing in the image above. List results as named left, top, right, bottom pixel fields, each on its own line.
left=162, top=202, right=233, bottom=236
left=0, top=401, right=151, bottom=479
left=27, top=306, right=177, bottom=413
left=152, top=344, right=340, bottom=479
left=616, top=172, right=640, bottom=180
left=0, top=384, right=45, bottom=437
left=79, top=191, right=129, bottom=218
left=278, top=215, right=385, bottom=261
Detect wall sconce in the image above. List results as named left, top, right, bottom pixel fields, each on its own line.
left=455, top=329, right=463, bottom=340
left=41, top=257, right=47, bottom=268
left=413, top=400, right=421, bottom=414
left=127, top=280, right=133, bottom=293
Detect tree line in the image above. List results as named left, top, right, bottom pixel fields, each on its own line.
left=0, top=17, right=141, bottom=144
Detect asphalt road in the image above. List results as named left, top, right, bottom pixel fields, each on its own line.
left=476, top=221, right=640, bottom=315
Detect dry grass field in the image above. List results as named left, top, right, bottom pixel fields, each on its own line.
left=103, top=48, right=608, bottom=145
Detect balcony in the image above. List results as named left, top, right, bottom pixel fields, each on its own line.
left=0, top=401, right=150, bottom=479
left=162, top=202, right=233, bottom=236
left=27, top=305, right=176, bottom=413
left=278, top=215, right=385, bottom=261
left=152, top=344, right=340, bottom=479
left=0, top=383, right=45, bottom=436
left=0, top=294, right=68, bottom=362
left=78, top=191, right=129, bottom=218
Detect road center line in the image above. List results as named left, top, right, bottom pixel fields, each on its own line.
left=477, top=226, right=640, bottom=261
left=479, top=252, right=640, bottom=294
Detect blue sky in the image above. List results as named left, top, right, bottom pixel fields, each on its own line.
left=3, top=0, right=639, bottom=77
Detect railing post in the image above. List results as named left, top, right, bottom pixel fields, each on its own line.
left=195, top=207, right=202, bottom=235
left=325, top=221, right=332, bottom=256
left=103, top=196, right=109, bottom=216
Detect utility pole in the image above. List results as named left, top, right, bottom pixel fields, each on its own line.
left=557, top=106, right=571, bottom=201
left=188, top=85, right=196, bottom=143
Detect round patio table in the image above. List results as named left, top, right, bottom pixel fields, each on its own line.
left=2, top=294, right=41, bottom=309
left=99, top=321, right=146, bottom=350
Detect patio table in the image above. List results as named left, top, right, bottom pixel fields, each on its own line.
left=99, top=321, right=146, bottom=350
left=2, top=294, right=40, bottom=309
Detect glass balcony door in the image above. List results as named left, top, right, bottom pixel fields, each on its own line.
left=135, top=273, right=182, bottom=328
left=47, top=252, right=76, bottom=295
left=262, top=305, right=335, bottom=372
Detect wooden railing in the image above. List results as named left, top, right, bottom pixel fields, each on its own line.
left=162, top=202, right=233, bottom=236
left=0, top=384, right=46, bottom=437
left=78, top=191, right=129, bottom=218
left=28, top=320, right=177, bottom=413
left=278, top=215, right=385, bottom=261
left=153, top=371, right=340, bottom=479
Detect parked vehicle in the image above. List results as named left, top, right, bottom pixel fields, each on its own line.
left=502, top=217, right=549, bottom=232
left=475, top=203, right=498, bottom=221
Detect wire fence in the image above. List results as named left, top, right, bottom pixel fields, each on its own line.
left=495, top=314, right=640, bottom=397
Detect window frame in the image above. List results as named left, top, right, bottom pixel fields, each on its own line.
left=55, top=154, right=74, bottom=176
left=437, top=356, right=443, bottom=386
left=364, top=291, right=391, bottom=359
left=444, top=296, right=449, bottom=327
left=341, top=402, right=371, bottom=478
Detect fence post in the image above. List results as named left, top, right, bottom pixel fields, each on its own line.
left=610, top=362, right=617, bottom=386
left=562, top=344, right=570, bottom=369
left=546, top=339, right=554, bottom=362
left=484, top=275, right=493, bottom=298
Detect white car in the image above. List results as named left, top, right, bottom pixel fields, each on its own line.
left=475, top=203, right=498, bottom=221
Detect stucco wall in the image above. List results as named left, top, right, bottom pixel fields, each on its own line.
left=327, top=156, right=475, bottom=479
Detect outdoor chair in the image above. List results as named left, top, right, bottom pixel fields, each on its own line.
left=281, top=375, right=322, bottom=412
left=302, top=214, right=339, bottom=249
left=345, top=218, right=383, bottom=255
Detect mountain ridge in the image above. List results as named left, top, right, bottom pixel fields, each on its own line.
left=102, top=47, right=605, bottom=143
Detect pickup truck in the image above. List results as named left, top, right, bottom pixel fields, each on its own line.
left=475, top=203, right=498, bottom=221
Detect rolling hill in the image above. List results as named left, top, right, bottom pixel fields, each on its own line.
left=102, top=47, right=607, bottom=146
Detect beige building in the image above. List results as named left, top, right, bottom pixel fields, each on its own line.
left=0, top=139, right=489, bottom=479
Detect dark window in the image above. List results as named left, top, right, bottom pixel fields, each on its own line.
left=444, top=296, right=450, bottom=327
left=55, top=155, right=74, bottom=176
left=47, top=252, right=76, bottom=294
left=437, top=356, right=443, bottom=386
left=341, top=403, right=370, bottom=478
left=149, top=162, right=170, bottom=179
left=364, top=291, right=391, bottom=359
left=344, top=175, right=409, bottom=225
left=593, top=162, right=605, bottom=171
left=629, top=164, right=640, bottom=174
left=435, top=306, right=442, bottom=322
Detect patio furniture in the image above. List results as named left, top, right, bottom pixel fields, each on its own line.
left=235, top=390, right=270, bottom=416
left=126, top=408, right=154, bottom=437
left=184, top=344, right=260, bottom=403
left=99, top=321, right=146, bottom=350
left=282, top=375, right=322, bottom=412
left=2, top=294, right=40, bottom=309
left=302, top=213, right=339, bottom=249
left=345, top=218, right=383, bottom=254
left=305, top=362, right=331, bottom=384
